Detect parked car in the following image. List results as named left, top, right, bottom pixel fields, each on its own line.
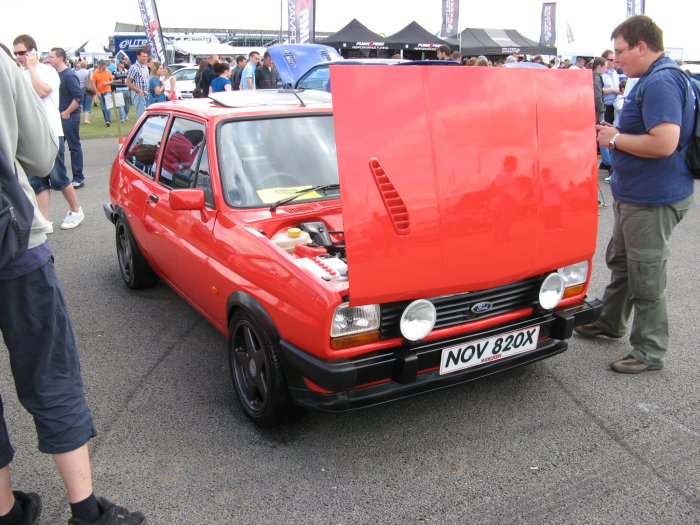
left=105, top=65, right=601, bottom=427
left=168, top=62, right=196, bottom=73
left=163, top=66, right=197, bottom=100
left=267, top=44, right=457, bottom=92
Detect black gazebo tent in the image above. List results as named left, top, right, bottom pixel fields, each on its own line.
left=450, top=28, right=556, bottom=56
left=386, top=21, right=448, bottom=53
left=320, top=19, right=389, bottom=55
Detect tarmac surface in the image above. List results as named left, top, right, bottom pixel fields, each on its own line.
left=1, top=137, right=699, bottom=524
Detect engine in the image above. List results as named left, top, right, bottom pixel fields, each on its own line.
left=271, top=221, right=347, bottom=282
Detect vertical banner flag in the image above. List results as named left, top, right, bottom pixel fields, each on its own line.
left=440, top=0, right=459, bottom=38
left=566, top=23, right=574, bottom=44
left=288, top=0, right=316, bottom=44
left=538, top=3, right=557, bottom=46
left=137, top=0, right=167, bottom=64
left=626, top=0, right=645, bottom=17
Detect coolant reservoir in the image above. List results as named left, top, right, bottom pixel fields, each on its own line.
left=271, top=227, right=312, bottom=253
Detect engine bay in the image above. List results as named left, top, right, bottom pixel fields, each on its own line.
left=272, top=221, right=348, bottom=282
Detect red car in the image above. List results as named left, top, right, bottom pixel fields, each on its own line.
left=105, top=65, right=602, bottom=427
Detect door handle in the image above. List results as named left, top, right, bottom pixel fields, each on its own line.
left=148, top=194, right=158, bottom=203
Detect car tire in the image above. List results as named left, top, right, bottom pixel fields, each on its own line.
left=228, top=309, right=289, bottom=427
left=115, top=217, right=159, bottom=289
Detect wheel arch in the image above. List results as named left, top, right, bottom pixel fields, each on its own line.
left=227, top=292, right=281, bottom=343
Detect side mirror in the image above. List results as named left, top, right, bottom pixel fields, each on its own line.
left=169, top=188, right=205, bottom=211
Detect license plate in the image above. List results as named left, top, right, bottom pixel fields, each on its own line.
left=439, top=326, right=540, bottom=375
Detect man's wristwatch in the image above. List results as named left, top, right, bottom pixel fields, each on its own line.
left=609, top=133, right=621, bottom=150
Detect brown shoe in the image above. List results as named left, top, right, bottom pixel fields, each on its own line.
left=574, top=323, right=622, bottom=338
left=610, top=354, right=663, bottom=374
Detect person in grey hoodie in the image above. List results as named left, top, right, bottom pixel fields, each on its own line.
left=0, top=47, right=146, bottom=525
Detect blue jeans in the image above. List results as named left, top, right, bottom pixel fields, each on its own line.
left=81, top=91, right=93, bottom=112
left=116, top=87, right=130, bottom=120
left=100, top=92, right=112, bottom=123
left=132, top=92, right=147, bottom=120
left=600, top=145, right=611, bottom=167
left=61, top=112, right=84, bottom=184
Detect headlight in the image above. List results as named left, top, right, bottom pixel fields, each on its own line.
left=558, top=261, right=589, bottom=287
left=557, top=261, right=589, bottom=298
left=539, top=273, right=565, bottom=310
left=400, top=299, right=437, bottom=341
left=331, top=303, right=380, bottom=337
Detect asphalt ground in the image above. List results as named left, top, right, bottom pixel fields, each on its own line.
left=1, top=137, right=699, bottom=524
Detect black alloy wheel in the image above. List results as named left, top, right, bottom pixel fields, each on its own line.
left=228, top=310, right=288, bottom=427
left=115, top=217, right=159, bottom=289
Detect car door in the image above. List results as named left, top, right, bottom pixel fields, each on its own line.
left=120, top=114, right=169, bottom=269
left=141, top=117, right=216, bottom=309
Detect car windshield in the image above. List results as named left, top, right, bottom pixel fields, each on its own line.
left=218, top=115, right=339, bottom=208
left=174, top=68, right=197, bottom=81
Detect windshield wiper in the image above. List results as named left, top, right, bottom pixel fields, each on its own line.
left=269, top=184, right=340, bottom=212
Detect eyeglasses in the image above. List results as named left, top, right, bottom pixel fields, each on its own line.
left=605, top=57, right=614, bottom=62
left=614, top=47, right=630, bottom=56
left=14, top=50, right=28, bottom=57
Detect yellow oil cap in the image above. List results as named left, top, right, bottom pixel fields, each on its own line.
left=287, top=227, right=302, bottom=238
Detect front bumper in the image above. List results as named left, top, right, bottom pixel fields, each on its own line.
left=103, top=202, right=116, bottom=224
left=279, top=296, right=602, bottom=412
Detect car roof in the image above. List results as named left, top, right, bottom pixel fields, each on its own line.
left=146, top=89, right=333, bottom=119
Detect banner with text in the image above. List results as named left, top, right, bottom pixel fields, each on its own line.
left=440, top=0, right=459, bottom=38
left=137, top=0, right=167, bottom=64
left=538, top=3, right=557, bottom=46
left=288, top=0, right=315, bottom=44
left=626, top=0, right=645, bottom=17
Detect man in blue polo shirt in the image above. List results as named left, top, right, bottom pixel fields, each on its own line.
left=575, top=15, right=695, bottom=374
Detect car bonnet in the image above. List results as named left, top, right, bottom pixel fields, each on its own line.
left=330, top=64, right=598, bottom=306
left=266, top=43, right=342, bottom=86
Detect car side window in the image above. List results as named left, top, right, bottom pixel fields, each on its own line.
left=159, top=118, right=206, bottom=190
left=194, top=146, right=214, bottom=208
left=297, top=66, right=330, bottom=91
left=123, top=115, right=168, bottom=178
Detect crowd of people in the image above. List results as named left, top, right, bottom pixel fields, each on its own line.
left=190, top=50, right=281, bottom=95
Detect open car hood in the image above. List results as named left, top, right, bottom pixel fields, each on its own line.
left=266, top=44, right=341, bottom=86
left=330, top=65, right=598, bottom=306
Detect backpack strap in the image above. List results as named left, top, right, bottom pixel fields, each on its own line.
left=634, top=62, right=689, bottom=108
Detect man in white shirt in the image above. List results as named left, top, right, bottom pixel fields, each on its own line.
left=12, top=34, right=84, bottom=231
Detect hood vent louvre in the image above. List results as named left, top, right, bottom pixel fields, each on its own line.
left=368, top=158, right=411, bottom=236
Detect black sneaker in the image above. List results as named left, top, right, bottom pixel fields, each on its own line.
left=106, top=122, right=111, bottom=127
left=12, top=491, right=42, bottom=525
left=68, top=497, right=147, bottom=525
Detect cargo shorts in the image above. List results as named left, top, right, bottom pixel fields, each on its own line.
left=0, top=259, right=96, bottom=466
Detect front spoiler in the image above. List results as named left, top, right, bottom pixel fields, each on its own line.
left=279, top=296, right=603, bottom=412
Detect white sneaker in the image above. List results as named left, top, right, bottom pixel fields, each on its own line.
left=61, top=208, right=85, bottom=230
left=45, top=221, right=54, bottom=234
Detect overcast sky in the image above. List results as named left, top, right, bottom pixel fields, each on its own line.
left=3, top=0, right=699, bottom=59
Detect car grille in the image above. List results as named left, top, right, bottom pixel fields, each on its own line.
left=379, top=275, right=543, bottom=339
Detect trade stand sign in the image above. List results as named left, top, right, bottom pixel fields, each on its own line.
left=338, top=41, right=389, bottom=50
